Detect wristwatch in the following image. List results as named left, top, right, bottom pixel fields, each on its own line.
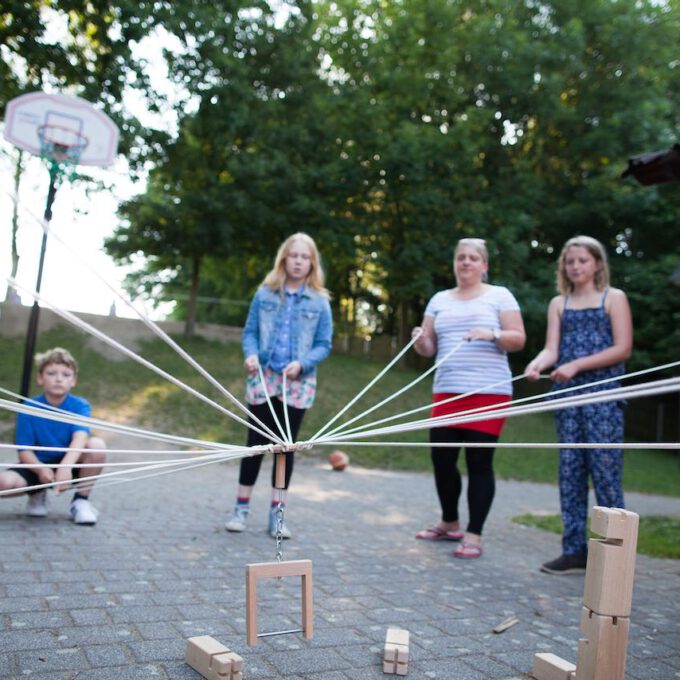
left=491, top=328, right=501, bottom=342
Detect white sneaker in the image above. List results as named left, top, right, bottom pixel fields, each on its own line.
left=225, top=503, right=249, bottom=532
left=26, top=490, right=49, bottom=517
left=69, top=498, right=99, bottom=525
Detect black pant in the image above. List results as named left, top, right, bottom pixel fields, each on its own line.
left=238, top=400, right=306, bottom=490
left=430, top=426, right=498, bottom=536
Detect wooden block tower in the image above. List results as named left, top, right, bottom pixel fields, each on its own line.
left=532, top=507, right=639, bottom=680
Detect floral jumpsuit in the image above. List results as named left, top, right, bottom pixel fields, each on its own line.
left=553, top=290, right=625, bottom=556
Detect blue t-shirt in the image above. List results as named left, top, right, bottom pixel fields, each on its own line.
left=15, top=394, right=91, bottom=463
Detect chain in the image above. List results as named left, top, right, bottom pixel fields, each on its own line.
left=275, top=492, right=284, bottom=562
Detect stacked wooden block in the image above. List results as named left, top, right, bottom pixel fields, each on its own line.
left=186, top=635, right=244, bottom=680
left=532, top=507, right=639, bottom=680
left=383, top=627, right=410, bottom=675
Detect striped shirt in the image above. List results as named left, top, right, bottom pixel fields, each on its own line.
left=424, top=286, right=520, bottom=396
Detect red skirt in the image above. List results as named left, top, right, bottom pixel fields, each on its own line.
left=431, top=393, right=511, bottom=436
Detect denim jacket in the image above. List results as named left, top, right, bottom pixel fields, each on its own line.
left=242, top=285, right=333, bottom=377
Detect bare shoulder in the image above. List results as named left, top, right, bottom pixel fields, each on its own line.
left=547, top=295, right=564, bottom=313
left=606, top=287, right=629, bottom=309
left=607, top=287, right=628, bottom=301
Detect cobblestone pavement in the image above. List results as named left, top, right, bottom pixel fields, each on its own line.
left=1, top=450, right=679, bottom=679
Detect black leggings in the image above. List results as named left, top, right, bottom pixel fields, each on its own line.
left=430, top=426, right=498, bottom=536
left=238, top=400, right=306, bottom=490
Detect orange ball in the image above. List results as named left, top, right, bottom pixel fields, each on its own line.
left=328, top=450, right=349, bottom=471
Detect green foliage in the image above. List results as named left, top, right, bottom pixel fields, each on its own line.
left=6, top=0, right=678, bottom=369
left=0, top=0, right=159, bottom=158
left=512, top=513, right=680, bottom=560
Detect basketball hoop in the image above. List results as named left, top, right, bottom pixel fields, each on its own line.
left=38, top=124, right=89, bottom=170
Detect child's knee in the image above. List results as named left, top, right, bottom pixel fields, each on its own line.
left=0, top=471, right=26, bottom=492
left=85, top=437, right=107, bottom=462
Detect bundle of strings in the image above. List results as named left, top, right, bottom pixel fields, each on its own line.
left=1, top=183, right=678, bottom=498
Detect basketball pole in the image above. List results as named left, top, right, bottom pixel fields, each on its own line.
left=20, top=166, right=58, bottom=398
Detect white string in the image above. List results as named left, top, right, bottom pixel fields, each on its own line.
left=0, top=446, right=250, bottom=497
left=329, top=375, right=524, bottom=440
left=309, top=329, right=423, bottom=442
left=282, top=372, right=293, bottom=444
left=1, top=184, right=279, bottom=442
left=311, top=339, right=467, bottom=443
left=0, top=393, right=233, bottom=451
left=311, top=376, right=680, bottom=444
left=2, top=454, right=244, bottom=468
left=6, top=276, right=279, bottom=443
left=314, top=440, right=679, bottom=450
left=90, top=446, right=254, bottom=491
left=0, top=442, right=224, bottom=456
left=327, top=359, right=680, bottom=441
left=257, top=363, right=288, bottom=443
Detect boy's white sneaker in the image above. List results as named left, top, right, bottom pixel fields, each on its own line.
left=26, top=490, right=49, bottom=517
left=69, top=498, right=99, bottom=525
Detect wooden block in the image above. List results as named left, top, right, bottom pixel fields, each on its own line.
left=493, top=615, right=519, bottom=633
left=245, top=559, right=313, bottom=646
left=590, top=507, right=637, bottom=542
left=186, top=636, right=242, bottom=680
left=575, top=607, right=629, bottom=680
left=532, top=652, right=576, bottom=680
left=384, top=627, right=409, bottom=662
left=274, top=452, right=286, bottom=489
left=383, top=658, right=408, bottom=675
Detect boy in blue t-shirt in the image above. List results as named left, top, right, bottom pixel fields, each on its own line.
left=0, top=347, right=106, bottom=524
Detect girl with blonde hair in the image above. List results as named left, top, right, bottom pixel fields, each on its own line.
left=225, top=233, right=333, bottom=538
left=526, top=235, right=632, bottom=574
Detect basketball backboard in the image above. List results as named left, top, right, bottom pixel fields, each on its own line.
left=3, top=91, right=119, bottom=166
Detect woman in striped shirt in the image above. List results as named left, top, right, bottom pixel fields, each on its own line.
left=413, top=238, right=526, bottom=559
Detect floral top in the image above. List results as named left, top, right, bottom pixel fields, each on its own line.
left=245, top=367, right=317, bottom=410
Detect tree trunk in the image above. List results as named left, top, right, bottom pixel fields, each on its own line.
left=184, top=255, right=201, bottom=338
left=4, top=150, right=23, bottom=303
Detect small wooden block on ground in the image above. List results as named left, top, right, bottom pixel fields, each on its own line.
left=532, top=652, right=576, bottom=680
left=383, top=627, right=409, bottom=675
left=186, top=635, right=243, bottom=680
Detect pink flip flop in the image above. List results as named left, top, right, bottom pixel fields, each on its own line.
left=452, top=541, right=483, bottom=559
left=415, top=527, right=464, bottom=541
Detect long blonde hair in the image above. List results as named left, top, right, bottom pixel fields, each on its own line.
left=262, top=232, right=329, bottom=298
left=556, top=235, right=610, bottom=295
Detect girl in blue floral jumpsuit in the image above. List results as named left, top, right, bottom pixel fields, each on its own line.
left=526, top=236, right=633, bottom=574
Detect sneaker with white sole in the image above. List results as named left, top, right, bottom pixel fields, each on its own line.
left=26, top=490, right=49, bottom=518
left=225, top=503, right=250, bottom=532
left=268, top=506, right=292, bottom=539
left=69, top=498, right=99, bottom=525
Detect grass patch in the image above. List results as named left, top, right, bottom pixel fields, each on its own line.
left=512, top=513, right=680, bottom=560
left=0, top=327, right=677, bottom=495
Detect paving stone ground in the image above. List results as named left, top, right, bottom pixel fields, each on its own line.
left=1, top=447, right=679, bottom=679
